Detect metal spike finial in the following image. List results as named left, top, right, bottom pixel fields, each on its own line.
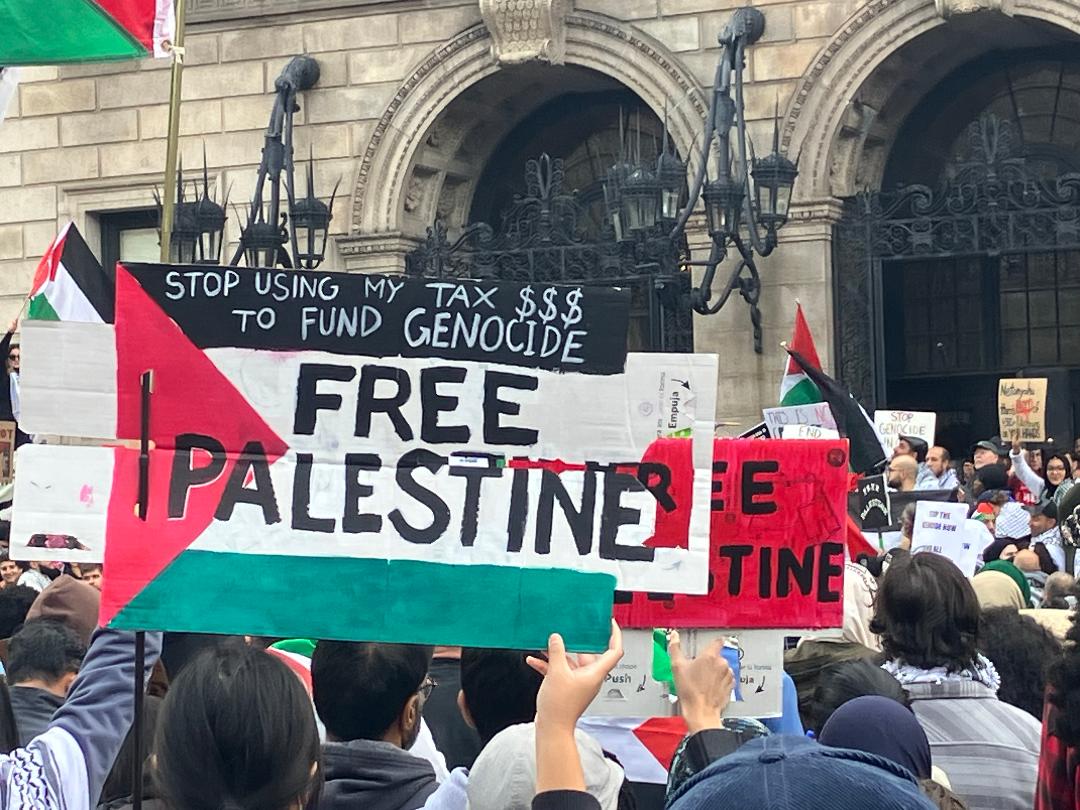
left=771, top=95, right=781, bottom=155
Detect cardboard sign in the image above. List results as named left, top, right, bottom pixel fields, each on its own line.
left=762, top=403, right=836, bottom=438
left=998, top=378, right=1048, bottom=442
left=911, top=500, right=978, bottom=576
left=874, top=410, right=936, bottom=454
left=856, top=475, right=891, bottom=531
left=783, top=424, right=840, bottom=440
left=14, top=264, right=719, bottom=651
left=614, top=439, right=849, bottom=629
left=0, top=421, right=14, bottom=486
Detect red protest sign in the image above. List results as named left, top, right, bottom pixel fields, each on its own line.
left=614, top=438, right=849, bottom=629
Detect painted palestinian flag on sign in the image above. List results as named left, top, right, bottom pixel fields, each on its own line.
left=778, top=303, right=823, bottom=407
left=13, top=264, right=718, bottom=651
left=0, top=0, right=174, bottom=65
left=27, top=222, right=114, bottom=323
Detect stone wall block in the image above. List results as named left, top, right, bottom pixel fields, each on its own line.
left=183, top=63, right=264, bottom=101
left=304, top=84, right=398, bottom=125
left=399, top=6, right=482, bottom=44
left=0, top=226, right=22, bottom=261
left=221, top=26, right=303, bottom=62
left=100, top=140, right=168, bottom=178
left=140, top=99, right=224, bottom=139
left=23, top=146, right=99, bottom=184
left=60, top=109, right=139, bottom=146
left=20, top=79, right=96, bottom=117
left=0, top=156, right=19, bottom=187
left=98, top=71, right=171, bottom=108
left=635, top=17, right=700, bottom=53
left=0, top=187, right=56, bottom=225
left=302, top=14, right=398, bottom=52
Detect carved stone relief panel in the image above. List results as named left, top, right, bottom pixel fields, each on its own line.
left=478, top=0, right=571, bottom=65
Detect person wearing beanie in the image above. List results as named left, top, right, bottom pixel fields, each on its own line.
left=872, top=553, right=1041, bottom=810
left=467, top=723, right=624, bottom=810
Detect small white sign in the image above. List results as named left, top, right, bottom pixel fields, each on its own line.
left=783, top=424, right=841, bottom=440
left=912, top=500, right=978, bottom=576
left=875, top=410, right=936, bottom=455
left=762, top=403, right=836, bottom=438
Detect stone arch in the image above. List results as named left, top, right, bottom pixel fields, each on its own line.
left=781, top=0, right=1080, bottom=201
left=349, top=12, right=708, bottom=238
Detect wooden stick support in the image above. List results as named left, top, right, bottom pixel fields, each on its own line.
left=137, top=370, right=153, bottom=521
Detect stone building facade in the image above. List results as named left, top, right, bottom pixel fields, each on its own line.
left=2, top=0, right=1079, bottom=440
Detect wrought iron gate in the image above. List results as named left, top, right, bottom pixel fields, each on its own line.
left=406, top=154, right=694, bottom=353
left=833, top=113, right=1080, bottom=408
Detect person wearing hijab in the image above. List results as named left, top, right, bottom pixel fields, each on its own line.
left=820, top=696, right=969, bottom=810
left=972, top=571, right=1026, bottom=611
left=820, top=695, right=931, bottom=779
left=979, top=560, right=1032, bottom=606
left=785, top=563, right=882, bottom=728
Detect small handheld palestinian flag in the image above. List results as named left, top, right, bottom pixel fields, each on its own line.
left=778, top=303, right=822, bottom=407
left=27, top=222, right=114, bottom=324
left=0, top=0, right=174, bottom=65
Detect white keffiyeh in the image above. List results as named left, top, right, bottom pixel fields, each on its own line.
left=882, top=653, right=1001, bottom=693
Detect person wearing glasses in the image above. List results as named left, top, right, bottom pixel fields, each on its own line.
left=311, top=641, right=440, bottom=810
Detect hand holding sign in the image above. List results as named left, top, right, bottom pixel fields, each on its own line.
left=529, top=620, right=624, bottom=731
left=669, top=631, right=734, bottom=733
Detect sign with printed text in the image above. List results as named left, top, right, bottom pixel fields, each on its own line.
left=13, top=264, right=719, bottom=651
left=874, top=410, right=936, bottom=454
left=614, top=438, right=850, bottom=630
left=856, top=474, right=891, bottom=531
left=998, top=377, right=1048, bottom=442
left=762, top=403, right=836, bottom=439
left=911, top=500, right=978, bottom=576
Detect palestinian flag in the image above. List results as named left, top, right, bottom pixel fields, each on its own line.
left=0, top=0, right=174, bottom=64
left=578, top=716, right=687, bottom=784
left=779, top=304, right=822, bottom=406
left=785, top=347, right=887, bottom=476
left=27, top=223, right=114, bottom=324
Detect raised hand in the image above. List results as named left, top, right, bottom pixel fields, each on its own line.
left=528, top=620, right=623, bottom=732
left=669, top=632, right=735, bottom=733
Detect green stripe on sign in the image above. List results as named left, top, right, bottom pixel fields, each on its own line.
left=779, top=376, right=822, bottom=407
left=26, top=295, right=60, bottom=321
left=0, top=0, right=144, bottom=64
left=110, top=551, right=617, bottom=652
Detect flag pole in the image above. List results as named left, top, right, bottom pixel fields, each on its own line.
left=159, top=0, right=187, bottom=262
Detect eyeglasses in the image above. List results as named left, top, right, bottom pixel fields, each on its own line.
left=418, top=675, right=437, bottom=700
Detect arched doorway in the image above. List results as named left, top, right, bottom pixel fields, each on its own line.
left=835, top=40, right=1080, bottom=453
left=404, top=61, right=692, bottom=352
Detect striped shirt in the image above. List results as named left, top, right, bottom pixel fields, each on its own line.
left=906, top=680, right=1041, bottom=810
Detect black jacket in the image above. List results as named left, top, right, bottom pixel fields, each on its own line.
left=318, top=739, right=437, bottom=810
left=9, top=684, right=64, bottom=746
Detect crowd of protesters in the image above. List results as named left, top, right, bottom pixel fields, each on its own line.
left=0, top=436, right=1073, bottom=808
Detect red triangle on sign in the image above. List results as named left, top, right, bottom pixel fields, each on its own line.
left=631, top=716, right=688, bottom=769
left=100, top=264, right=289, bottom=626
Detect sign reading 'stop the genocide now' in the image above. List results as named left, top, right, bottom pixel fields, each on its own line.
left=14, top=264, right=719, bottom=651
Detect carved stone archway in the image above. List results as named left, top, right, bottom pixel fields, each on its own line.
left=340, top=12, right=707, bottom=270
left=781, top=0, right=1080, bottom=203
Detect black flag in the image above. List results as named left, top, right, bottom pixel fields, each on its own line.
left=785, top=348, right=887, bottom=475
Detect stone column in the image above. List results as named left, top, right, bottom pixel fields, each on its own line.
left=335, top=232, right=421, bottom=274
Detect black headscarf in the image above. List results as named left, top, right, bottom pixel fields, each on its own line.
left=819, top=695, right=932, bottom=780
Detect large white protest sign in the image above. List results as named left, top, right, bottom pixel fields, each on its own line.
left=874, top=410, right=936, bottom=454
left=912, top=500, right=978, bottom=576
left=14, top=265, right=718, bottom=651
left=762, top=402, right=836, bottom=438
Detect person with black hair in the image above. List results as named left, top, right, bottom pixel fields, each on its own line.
left=873, top=553, right=1041, bottom=810
left=978, top=608, right=1060, bottom=721
left=7, top=619, right=86, bottom=745
left=0, top=553, right=24, bottom=590
left=459, top=647, right=543, bottom=745
left=1011, top=443, right=1076, bottom=509
left=311, top=641, right=437, bottom=810
left=153, top=640, right=321, bottom=810
left=0, top=584, right=39, bottom=639
left=804, top=658, right=909, bottom=735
